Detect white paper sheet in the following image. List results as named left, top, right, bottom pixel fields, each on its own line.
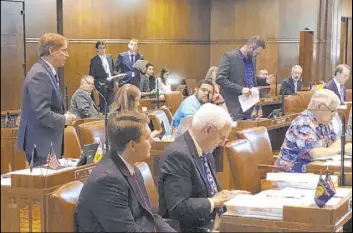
left=238, top=87, right=260, bottom=112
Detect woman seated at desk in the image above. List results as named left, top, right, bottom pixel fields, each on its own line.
left=109, top=84, right=161, bottom=138
left=155, top=68, right=172, bottom=100
left=275, top=89, right=352, bottom=173
left=109, top=84, right=141, bottom=114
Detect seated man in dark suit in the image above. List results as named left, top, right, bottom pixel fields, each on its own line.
left=280, top=65, right=303, bottom=95
left=158, top=103, right=249, bottom=232
left=324, top=64, right=350, bottom=105
left=74, top=112, right=175, bottom=232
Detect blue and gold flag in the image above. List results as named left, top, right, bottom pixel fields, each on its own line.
left=314, top=171, right=336, bottom=208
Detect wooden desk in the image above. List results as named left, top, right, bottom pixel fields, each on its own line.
left=220, top=190, right=352, bottom=232
left=1, top=162, right=95, bottom=232
left=1, top=128, right=26, bottom=174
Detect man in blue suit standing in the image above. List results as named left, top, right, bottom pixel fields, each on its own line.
left=114, top=38, right=144, bottom=87
left=17, top=33, right=76, bottom=166
left=324, top=64, right=350, bottom=105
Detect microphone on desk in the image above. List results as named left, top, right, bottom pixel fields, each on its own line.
left=156, top=78, right=160, bottom=109
left=275, top=73, right=278, bottom=97
left=77, top=72, right=109, bottom=155
left=340, top=115, right=346, bottom=186
left=65, top=85, right=69, bottom=111
left=93, top=87, right=109, bottom=155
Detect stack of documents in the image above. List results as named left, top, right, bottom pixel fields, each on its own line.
left=225, top=189, right=313, bottom=220
left=265, top=173, right=338, bottom=189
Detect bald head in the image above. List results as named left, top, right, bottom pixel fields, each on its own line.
left=334, top=64, right=350, bottom=85
left=80, top=75, right=95, bottom=92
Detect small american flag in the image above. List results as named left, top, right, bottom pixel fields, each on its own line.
left=47, top=143, right=60, bottom=170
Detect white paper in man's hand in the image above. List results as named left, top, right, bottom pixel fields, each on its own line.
left=106, top=73, right=126, bottom=82
left=238, top=87, right=260, bottom=112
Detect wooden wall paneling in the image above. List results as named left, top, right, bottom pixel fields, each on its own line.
left=62, top=0, right=210, bottom=40
left=24, top=0, right=57, bottom=38
left=299, top=30, right=314, bottom=87
left=341, top=0, right=352, bottom=17
left=1, top=0, right=25, bottom=111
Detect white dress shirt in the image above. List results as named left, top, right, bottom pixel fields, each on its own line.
left=99, top=54, right=112, bottom=78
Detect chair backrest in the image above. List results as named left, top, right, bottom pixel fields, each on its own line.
left=135, top=162, right=159, bottom=212
left=346, top=89, right=352, bottom=102
left=139, top=99, right=153, bottom=111
left=92, top=89, right=100, bottom=107
left=284, top=95, right=304, bottom=115
left=185, top=79, right=197, bottom=96
left=160, top=105, right=173, bottom=124
left=64, top=126, right=82, bottom=158
left=50, top=181, right=84, bottom=232
left=235, top=127, right=273, bottom=165
left=72, top=118, right=102, bottom=129
left=225, top=139, right=261, bottom=194
left=164, top=91, right=183, bottom=115
left=268, top=84, right=282, bottom=96
left=77, top=120, right=105, bottom=146
left=296, top=90, right=315, bottom=109
left=151, top=110, right=171, bottom=135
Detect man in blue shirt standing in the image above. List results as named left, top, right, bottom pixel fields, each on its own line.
left=172, top=79, right=226, bottom=129
left=216, top=35, right=275, bottom=120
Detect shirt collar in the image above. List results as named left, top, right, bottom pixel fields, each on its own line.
left=98, top=54, right=106, bottom=59
left=128, top=51, right=136, bottom=56
left=333, top=78, right=342, bottom=89
left=188, top=130, right=202, bottom=157
left=41, top=58, right=56, bottom=76
left=117, top=153, right=134, bottom=175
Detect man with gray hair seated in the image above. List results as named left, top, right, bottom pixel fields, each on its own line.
left=70, top=75, right=101, bottom=119
left=158, top=103, right=249, bottom=232
left=280, top=65, right=303, bottom=95
left=275, top=89, right=352, bottom=173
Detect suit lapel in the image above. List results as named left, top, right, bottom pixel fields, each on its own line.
left=38, top=59, right=63, bottom=101
left=110, top=151, right=154, bottom=215
left=184, top=131, right=210, bottom=194
left=289, top=78, right=295, bottom=93
left=332, top=81, right=340, bottom=97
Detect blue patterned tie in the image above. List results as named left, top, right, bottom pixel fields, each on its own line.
left=201, top=153, right=223, bottom=215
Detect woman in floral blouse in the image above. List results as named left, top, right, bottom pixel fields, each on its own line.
left=275, top=89, right=352, bottom=172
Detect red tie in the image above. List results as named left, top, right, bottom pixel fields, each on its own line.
left=133, top=173, right=157, bottom=233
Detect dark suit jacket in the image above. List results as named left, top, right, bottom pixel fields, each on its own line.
left=114, top=51, right=144, bottom=74
left=89, top=54, right=116, bottom=90
left=280, top=77, right=302, bottom=95
left=324, top=79, right=346, bottom=104
left=216, top=49, right=268, bottom=120
left=74, top=151, right=175, bottom=233
left=158, top=131, right=224, bottom=232
left=17, top=59, right=65, bottom=160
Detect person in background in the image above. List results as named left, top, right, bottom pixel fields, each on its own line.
left=74, top=112, right=176, bottom=232
left=158, top=104, right=249, bottom=232
left=89, top=41, right=116, bottom=112
left=171, top=79, right=226, bottom=129
left=216, top=35, right=275, bottom=120
left=347, top=108, right=352, bottom=141
left=280, top=65, right=303, bottom=95
left=275, top=89, right=352, bottom=173
left=17, top=33, right=76, bottom=166
left=324, top=64, right=350, bottom=105
left=139, top=63, right=157, bottom=98
left=257, top=69, right=269, bottom=79
left=70, top=75, right=101, bottom=119
left=109, top=84, right=141, bottom=114
left=205, top=66, right=219, bottom=93
left=156, top=67, right=172, bottom=96
left=115, top=38, right=144, bottom=87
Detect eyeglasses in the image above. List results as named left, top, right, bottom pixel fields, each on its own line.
left=199, top=88, right=213, bottom=95
left=209, top=124, right=228, bottom=146
left=308, top=104, right=336, bottom=116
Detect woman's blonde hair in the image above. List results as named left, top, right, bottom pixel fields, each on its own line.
left=205, top=66, right=218, bottom=83
left=109, top=84, right=141, bottom=114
